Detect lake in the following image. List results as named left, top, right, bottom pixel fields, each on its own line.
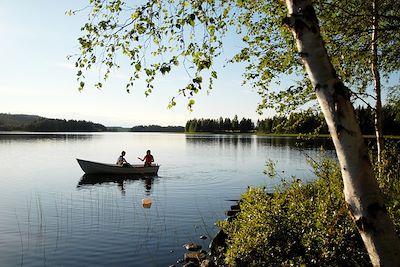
left=0, top=132, right=335, bottom=266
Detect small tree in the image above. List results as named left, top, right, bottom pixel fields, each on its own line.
left=313, top=0, right=400, bottom=170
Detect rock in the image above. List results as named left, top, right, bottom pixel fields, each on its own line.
left=225, top=216, right=235, bottom=222
left=209, top=229, right=228, bottom=254
left=225, top=209, right=240, bottom=217
left=199, top=235, right=207, bottom=240
left=201, top=259, right=216, bottom=267
left=230, top=204, right=240, bottom=210
left=184, top=252, right=207, bottom=263
left=183, top=242, right=202, bottom=251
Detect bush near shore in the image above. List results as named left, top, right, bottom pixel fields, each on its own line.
left=217, top=141, right=400, bottom=267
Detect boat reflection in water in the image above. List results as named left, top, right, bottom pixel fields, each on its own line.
left=77, top=173, right=155, bottom=197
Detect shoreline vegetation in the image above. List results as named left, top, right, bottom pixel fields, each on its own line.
left=212, top=141, right=400, bottom=266
left=1, top=105, right=399, bottom=136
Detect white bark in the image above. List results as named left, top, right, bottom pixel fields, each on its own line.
left=372, top=0, right=384, bottom=171
left=284, top=0, right=400, bottom=266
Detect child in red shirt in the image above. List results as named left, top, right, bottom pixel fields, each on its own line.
left=138, top=150, right=154, bottom=167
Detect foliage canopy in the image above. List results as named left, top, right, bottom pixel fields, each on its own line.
left=72, top=0, right=399, bottom=113
left=70, top=0, right=308, bottom=113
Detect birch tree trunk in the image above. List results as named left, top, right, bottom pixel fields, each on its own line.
left=283, top=0, right=400, bottom=266
left=371, top=0, right=384, bottom=172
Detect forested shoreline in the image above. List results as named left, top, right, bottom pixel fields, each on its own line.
left=185, top=115, right=254, bottom=133
left=2, top=102, right=399, bottom=135
left=130, top=125, right=184, bottom=132
left=0, top=114, right=107, bottom=132
left=186, top=105, right=400, bottom=135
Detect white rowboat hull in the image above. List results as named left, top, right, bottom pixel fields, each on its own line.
left=76, top=158, right=159, bottom=175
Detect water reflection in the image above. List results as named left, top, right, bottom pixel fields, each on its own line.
left=185, top=134, right=253, bottom=148
left=185, top=134, right=335, bottom=150
left=0, top=132, right=95, bottom=143
left=256, top=136, right=334, bottom=149
left=77, top=174, right=155, bottom=196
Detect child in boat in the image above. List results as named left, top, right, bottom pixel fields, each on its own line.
left=116, top=151, right=130, bottom=166
left=138, top=150, right=154, bottom=167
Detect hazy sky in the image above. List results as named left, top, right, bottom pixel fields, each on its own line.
left=0, top=1, right=277, bottom=127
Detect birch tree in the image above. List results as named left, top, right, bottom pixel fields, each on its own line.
left=314, top=0, right=400, bottom=169
left=283, top=1, right=400, bottom=265
left=71, top=0, right=400, bottom=265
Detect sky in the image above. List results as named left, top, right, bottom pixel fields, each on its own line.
left=1, top=1, right=398, bottom=128
left=0, top=0, right=278, bottom=127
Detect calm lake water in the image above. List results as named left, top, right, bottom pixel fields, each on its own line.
left=0, top=132, right=335, bottom=266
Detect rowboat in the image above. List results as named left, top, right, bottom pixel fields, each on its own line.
left=76, top=158, right=159, bottom=175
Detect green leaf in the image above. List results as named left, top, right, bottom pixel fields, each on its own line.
left=131, top=10, right=141, bottom=20
left=187, top=99, right=195, bottom=111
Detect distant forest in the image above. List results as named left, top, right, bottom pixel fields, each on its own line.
left=0, top=114, right=106, bottom=132
left=186, top=115, right=254, bottom=133
left=1, top=103, right=399, bottom=135
left=131, top=125, right=184, bottom=132
left=0, top=114, right=184, bottom=132
left=185, top=105, right=400, bottom=135
left=258, top=105, right=400, bottom=135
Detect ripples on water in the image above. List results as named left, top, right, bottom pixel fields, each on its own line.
left=0, top=133, right=335, bottom=266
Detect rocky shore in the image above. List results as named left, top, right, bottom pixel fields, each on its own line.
left=169, top=201, right=241, bottom=267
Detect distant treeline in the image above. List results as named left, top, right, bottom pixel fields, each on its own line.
left=0, top=114, right=40, bottom=130
left=0, top=114, right=106, bottom=132
left=2, top=104, right=399, bottom=134
left=131, top=125, right=184, bottom=132
left=257, top=110, right=327, bottom=134
left=185, top=115, right=255, bottom=133
left=0, top=113, right=186, bottom=132
left=354, top=105, right=400, bottom=135
left=27, top=118, right=107, bottom=132
left=185, top=104, right=400, bottom=135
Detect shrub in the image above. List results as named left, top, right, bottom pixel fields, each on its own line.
left=218, top=149, right=400, bottom=266
left=372, top=140, right=400, bottom=233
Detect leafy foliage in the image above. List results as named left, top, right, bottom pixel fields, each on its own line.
left=314, top=0, right=400, bottom=95
left=72, top=1, right=400, bottom=114
left=70, top=0, right=234, bottom=109
left=218, top=148, right=400, bottom=266
left=70, top=0, right=314, bottom=112
left=371, top=141, right=400, bottom=230
left=385, top=86, right=400, bottom=122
